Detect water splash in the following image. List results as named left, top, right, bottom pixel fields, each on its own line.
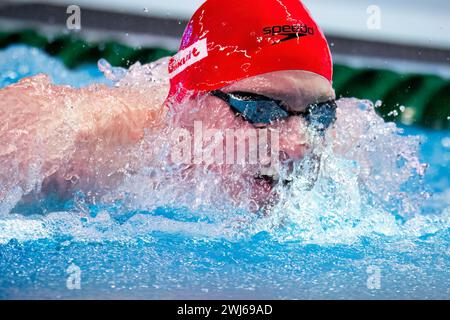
left=0, top=50, right=448, bottom=246
left=0, top=45, right=110, bottom=88
left=248, top=98, right=440, bottom=245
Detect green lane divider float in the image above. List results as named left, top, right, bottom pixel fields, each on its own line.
left=1, top=29, right=449, bottom=130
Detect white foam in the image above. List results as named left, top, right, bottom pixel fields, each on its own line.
left=0, top=59, right=448, bottom=245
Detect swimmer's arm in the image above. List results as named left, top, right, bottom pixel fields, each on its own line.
left=0, top=75, right=166, bottom=203
left=60, top=80, right=167, bottom=197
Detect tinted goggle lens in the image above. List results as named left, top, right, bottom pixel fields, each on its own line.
left=229, top=98, right=289, bottom=125
left=211, top=90, right=337, bottom=131
left=305, top=100, right=337, bottom=132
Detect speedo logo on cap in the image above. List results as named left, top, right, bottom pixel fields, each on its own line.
left=263, top=24, right=314, bottom=44
left=168, top=38, right=208, bottom=77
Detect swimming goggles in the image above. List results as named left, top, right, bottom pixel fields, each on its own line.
left=211, top=90, right=337, bottom=132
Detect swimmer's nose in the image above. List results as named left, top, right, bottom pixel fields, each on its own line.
left=279, top=138, right=308, bottom=163
left=276, top=116, right=309, bottom=163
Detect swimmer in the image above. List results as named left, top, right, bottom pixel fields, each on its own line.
left=0, top=0, right=336, bottom=211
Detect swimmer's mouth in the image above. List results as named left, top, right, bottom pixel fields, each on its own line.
left=255, top=158, right=294, bottom=188
left=254, top=174, right=292, bottom=188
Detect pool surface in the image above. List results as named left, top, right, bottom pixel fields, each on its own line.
left=0, top=45, right=449, bottom=299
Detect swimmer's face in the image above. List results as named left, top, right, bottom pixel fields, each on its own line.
left=174, top=70, right=335, bottom=208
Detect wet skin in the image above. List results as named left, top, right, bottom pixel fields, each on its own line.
left=174, top=70, right=335, bottom=207
left=0, top=70, right=334, bottom=210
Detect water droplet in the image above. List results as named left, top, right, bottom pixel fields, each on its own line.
left=441, top=137, right=450, bottom=148
left=388, top=110, right=399, bottom=117
left=241, top=63, right=251, bottom=72
left=7, top=71, right=17, bottom=79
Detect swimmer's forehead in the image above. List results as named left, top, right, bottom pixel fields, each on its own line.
left=222, top=70, right=335, bottom=111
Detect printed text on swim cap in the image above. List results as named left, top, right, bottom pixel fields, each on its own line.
left=168, top=39, right=208, bottom=77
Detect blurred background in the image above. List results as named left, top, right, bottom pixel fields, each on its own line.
left=0, top=0, right=449, bottom=129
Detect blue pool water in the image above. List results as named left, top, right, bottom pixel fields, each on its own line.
left=0, top=45, right=449, bottom=299
left=0, top=45, right=111, bottom=88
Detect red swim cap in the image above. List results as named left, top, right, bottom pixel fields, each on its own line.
left=166, top=0, right=332, bottom=103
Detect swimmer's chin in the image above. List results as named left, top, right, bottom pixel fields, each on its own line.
left=248, top=175, right=286, bottom=214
